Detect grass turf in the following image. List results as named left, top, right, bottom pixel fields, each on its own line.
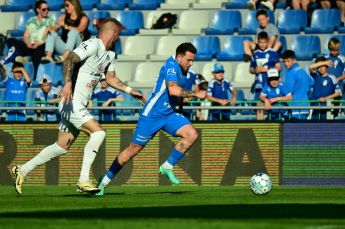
left=1, top=186, right=345, bottom=229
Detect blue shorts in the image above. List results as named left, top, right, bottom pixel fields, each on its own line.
left=132, top=112, right=191, bottom=145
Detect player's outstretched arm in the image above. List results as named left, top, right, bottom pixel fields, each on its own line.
left=167, top=81, right=207, bottom=99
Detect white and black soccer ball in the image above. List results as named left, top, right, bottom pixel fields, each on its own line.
left=250, top=173, right=272, bottom=195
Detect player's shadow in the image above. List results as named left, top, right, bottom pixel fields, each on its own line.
left=1, top=204, right=345, bottom=219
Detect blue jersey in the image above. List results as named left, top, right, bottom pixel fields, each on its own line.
left=35, top=86, right=59, bottom=121
left=207, top=78, right=234, bottom=118
left=310, top=71, right=341, bottom=100
left=141, top=56, right=186, bottom=117
left=250, top=48, right=280, bottom=89
left=261, top=83, right=290, bottom=101
left=284, top=64, right=314, bottom=116
left=92, top=87, right=123, bottom=121
left=325, top=54, right=345, bottom=78
left=3, top=76, right=29, bottom=103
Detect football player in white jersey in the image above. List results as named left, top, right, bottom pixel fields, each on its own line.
left=11, top=18, right=145, bottom=195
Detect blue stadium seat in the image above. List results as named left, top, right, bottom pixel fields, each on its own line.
left=37, top=63, right=63, bottom=86
left=304, top=9, right=341, bottom=34
left=23, top=63, right=37, bottom=86
left=192, top=36, right=220, bottom=61
left=279, top=35, right=287, bottom=54
left=25, top=88, right=38, bottom=116
left=47, top=0, right=64, bottom=11
left=216, top=36, right=253, bottom=61
left=128, top=0, right=164, bottom=10
left=1, top=0, right=35, bottom=12
left=224, top=0, right=247, bottom=9
left=204, top=10, right=242, bottom=35
left=9, top=12, right=35, bottom=37
left=80, top=0, right=99, bottom=10
left=238, top=10, right=275, bottom=35
left=323, top=35, right=345, bottom=56
left=116, top=11, right=144, bottom=35
left=97, top=0, right=130, bottom=10
left=291, top=35, right=321, bottom=60
left=86, top=11, right=111, bottom=35
left=277, top=10, right=307, bottom=34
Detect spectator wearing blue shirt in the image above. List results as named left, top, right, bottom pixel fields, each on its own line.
left=282, top=50, right=314, bottom=120
left=308, top=56, right=342, bottom=120
left=207, top=63, right=237, bottom=121
left=35, top=74, right=60, bottom=121
left=181, top=69, right=200, bottom=120
left=90, top=78, right=124, bottom=121
left=260, top=68, right=292, bottom=120
left=1, top=62, right=31, bottom=121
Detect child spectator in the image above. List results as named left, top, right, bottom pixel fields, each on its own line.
left=1, top=62, right=31, bottom=121
left=35, top=74, right=60, bottom=121
left=207, top=63, right=237, bottom=121
left=260, top=68, right=292, bottom=120
left=181, top=69, right=202, bottom=120
left=309, top=56, right=342, bottom=120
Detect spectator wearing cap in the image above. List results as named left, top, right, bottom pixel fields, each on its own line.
left=0, top=62, right=31, bottom=121
left=207, top=63, right=237, bottom=121
left=308, top=56, right=342, bottom=120
left=35, top=74, right=60, bottom=121
left=89, top=78, right=124, bottom=121
left=260, top=68, right=292, bottom=120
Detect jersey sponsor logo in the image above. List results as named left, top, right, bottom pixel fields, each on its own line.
left=167, top=68, right=176, bottom=75
left=86, top=79, right=99, bottom=88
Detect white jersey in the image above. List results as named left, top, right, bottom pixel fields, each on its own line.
left=72, top=38, right=116, bottom=106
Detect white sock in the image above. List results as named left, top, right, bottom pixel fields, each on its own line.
left=162, top=161, right=173, bottom=170
left=79, top=131, right=106, bottom=183
left=101, top=175, right=112, bottom=186
left=21, top=143, right=67, bottom=176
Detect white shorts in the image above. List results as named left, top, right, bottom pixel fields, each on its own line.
left=58, top=99, right=94, bottom=136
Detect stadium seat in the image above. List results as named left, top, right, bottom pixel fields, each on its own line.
left=232, top=62, right=255, bottom=88
left=129, top=0, right=164, bottom=10
left=46, top=0, right=64, bottom=11
left=279, top=35, right=287, bottom=54
left=114, top=39, right=122, bottom=56
left=323, top=35, right=345, bottom=56
left=160, top=0, right=195, bottom=9
left=201, top=62, right=232, bottom=81
left=116, top=11, right=144, bottom=35
left=80, top=0, right=99, bottom=10
left=23, top=63, right=36, bottom=86
left=116, top=92, right=142, bottom=121
left=192, top=0, right=226, bottom=9
left=277, top=10, right=307, bottom=34
left=139, top=11, right=173, bottom=35
left=50, top=11, right=63, bottom=22
left=304, top=9, right=341, bottom=34
left=37, top=63, right=63, bottom=86
left=224, top=0, right=247, bottom=9
left=204, top=10, right=242, bottom=35
left=97, top=0, right=130, bottom=10
left=86, top=11, right=111, bottom=35
left=114, top=62, right=133, bottom=83
left=192, top=36, right=221, bottom=61
left=25, top=88, right=38, bottom=116
left=216, top=36, right=253, bottom=61
left=291, top=35, right=321, bottom=60
left=9, top=12, right=35, bottom=37
left=129, top=62, right=163, bottom=88
left=172, top=10, right=209, bottom=35
left=117, top=36, right=154, bottom=61
left=150, top=36, right=188, bottom=61
left=1, top=0, right=35, bottom=12
left=238, top=10, right=275, bottom=35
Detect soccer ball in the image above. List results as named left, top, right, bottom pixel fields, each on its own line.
left=250, top=173, right=272, bottom=195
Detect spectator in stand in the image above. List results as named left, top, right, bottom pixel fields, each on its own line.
left=41, top=0, right=90, bottom=63
left=207, top=63, right=237, bottom=121
left=308, top=56, right=342, bottom=120
left=181, top=69, right=201, bottom=120
left=35, top=74, right=60, bottom=121
left=243, top=10, right=281, bottom=62
left=337, top=1, right=345, bottom=26
left=292, top=0, right=314, bottom=10
left=282, top=50, right=314, bottom=120
left=2, top=0, right=55, bottom=80
left=247, top=0, right=276, bottom=10
left=89, top=78, right=124, bottom=122
left=0, top=62, right=31, bottom=121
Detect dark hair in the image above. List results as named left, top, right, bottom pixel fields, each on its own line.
left=35, top=0, right=48, bottom=15
left=176, top=43, right=197, bottom=56
left=257, top=31, right=269, bottom=40
left=256, top=9, right=268, bottom=18
left=315, top=56, right=327, bottom=63
left=12, top=62, right=24, bottom=70
left=281, top=50, right=296, bottom=60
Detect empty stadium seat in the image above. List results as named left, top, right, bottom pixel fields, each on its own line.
left=47, top=0, right=64, bottom=11
left=9, top=12, right=35, bottom=37
left=129, top=62, right=163, bottom=88
left=80, top=0, right=99, bottom=10
left=193, top=0, right=226, bottom=9
left=160, top=0, right=195, bottom=9
left=139, top=11, right=173, bottom=35
left=224, top=0, right=247, bottom=9
left=172, top=10, right=209, bottom=35
left=201, top=62, right=233, bottom=81
left=114, top=62, right=133, bottom=83
left=238, top=10, right=275, bottom=35
left=192, top=36, right=221, bottom=61
left=216, top=36, right=253, bottom=61
left=277, top=10, right=307, bottom=34
left=323, top=35, right=345, bottom=56
left=279, top=36, right=287, bottom=54
left=97, top=0, right=130, bottom=10
left=129, top=0, right=164, bottom=10
left=86, top=11, right=111, bottom=35
left=291, top=35, right=321, bottom=60
left=204, top=10, right=242, bottom=35
left=305, top=9, right=341, bottom=34
left=232, top=62, right=255, bottom=88
left=1, top=0, right=35, bottom=12
left=150, top=36, right=188, bottom=61
left=37, top=63, right=63, bottom=86
left=117, top=36, right=154, bottom=61
left=116, top=11, right=144, bottom=35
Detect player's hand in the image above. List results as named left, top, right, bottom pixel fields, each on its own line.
left=195, top=90, right=207, bottom=99
left=130, top=89, right=146, bottom=104
left=58, top=82, right=73, bottom=104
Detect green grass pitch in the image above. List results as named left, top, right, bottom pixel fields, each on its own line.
left=1, top=186, right=345, bottom=229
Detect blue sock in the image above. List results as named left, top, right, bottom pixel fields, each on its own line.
left=167, top=148, right=185, bottom=166
left=106, top=157, right=123, bottom=180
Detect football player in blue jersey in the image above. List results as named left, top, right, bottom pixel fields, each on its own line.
left=96, top=43, right=207, bottom=196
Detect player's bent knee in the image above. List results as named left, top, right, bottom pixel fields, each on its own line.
left=186, top=128, right=198, bottom=143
